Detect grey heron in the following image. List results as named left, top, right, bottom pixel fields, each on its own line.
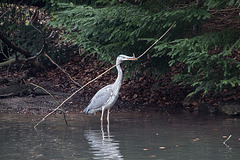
left=83, top=54, right=137, bottom=123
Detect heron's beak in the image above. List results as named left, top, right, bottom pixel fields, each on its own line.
left=127, top=54, right=137, bottom=61
left=127, top=57, right=137, bottom=61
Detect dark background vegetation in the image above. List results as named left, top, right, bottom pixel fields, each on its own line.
left=0, top=0, right=240, bottom=111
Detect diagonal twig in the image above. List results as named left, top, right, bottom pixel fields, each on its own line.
left=136, top=21, right=176, bottom=60
left=44, top=53, right=82, bottom=87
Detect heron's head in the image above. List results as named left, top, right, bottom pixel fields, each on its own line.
left=117, top=54, right=137, bottom=63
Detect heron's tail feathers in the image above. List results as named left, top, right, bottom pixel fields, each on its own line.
left=83, top=107, right=90, bottom=114
left=83, top=106, right=98, bottom=115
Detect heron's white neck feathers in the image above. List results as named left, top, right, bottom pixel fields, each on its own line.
left=112, top=59, right=123, bottom=93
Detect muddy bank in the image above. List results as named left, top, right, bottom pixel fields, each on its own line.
left=0, top=93, right=72, bottom=114
left=0, top=92, right=155, bottom=115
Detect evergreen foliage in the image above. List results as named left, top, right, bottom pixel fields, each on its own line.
left=204, top=0, right=240, bottom=9
left=47, top=0, right=240, bottom=96
left=154, top=29, right=240, bottom=96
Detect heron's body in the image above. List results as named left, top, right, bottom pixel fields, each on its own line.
left=83, top=83, right=120, bottom=114
left=83, top=55, right=136, bottom=123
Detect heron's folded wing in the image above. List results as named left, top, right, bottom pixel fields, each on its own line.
left=87, top=85, right=113, bottom=110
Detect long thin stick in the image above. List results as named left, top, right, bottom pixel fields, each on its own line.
left=136, top=21, right=176, bottom=59
left=44, top=53, right=81, bottom=87
left=34, top=22, right=176, bottom=129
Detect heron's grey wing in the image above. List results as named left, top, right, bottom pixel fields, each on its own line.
left=85, top=85, right=113, bottom=113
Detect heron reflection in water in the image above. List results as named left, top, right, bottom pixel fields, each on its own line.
left=83, top=55, right=137, bottom=123
left=85, top=124, right=123, bottom=160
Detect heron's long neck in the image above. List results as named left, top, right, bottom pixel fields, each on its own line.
left=113, top=60, right=123, bottom=92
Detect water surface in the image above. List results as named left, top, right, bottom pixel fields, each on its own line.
left=0, top=111, right=240, bottom=160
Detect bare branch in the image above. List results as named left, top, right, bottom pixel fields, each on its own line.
left=25, top=44, right=44, bottom=61
left=0, top=31, right=31, bottom=58
left=47, top=31, right=55, bottom=39
left=44, top=53, right=82, bottom=87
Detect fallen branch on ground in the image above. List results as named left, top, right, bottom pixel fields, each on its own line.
left=34, top=22, right=176, bottom=129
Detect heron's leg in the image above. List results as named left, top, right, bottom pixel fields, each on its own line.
left=107, top=120, right=110, bottom=138
left=101, top=107, right=105, bottom=121
left=101, top=122, right=104, bottom=140
left=107, top=109, right=110, bottom=124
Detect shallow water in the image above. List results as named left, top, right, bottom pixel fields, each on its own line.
left=0, top=111, right=240, bottom=160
